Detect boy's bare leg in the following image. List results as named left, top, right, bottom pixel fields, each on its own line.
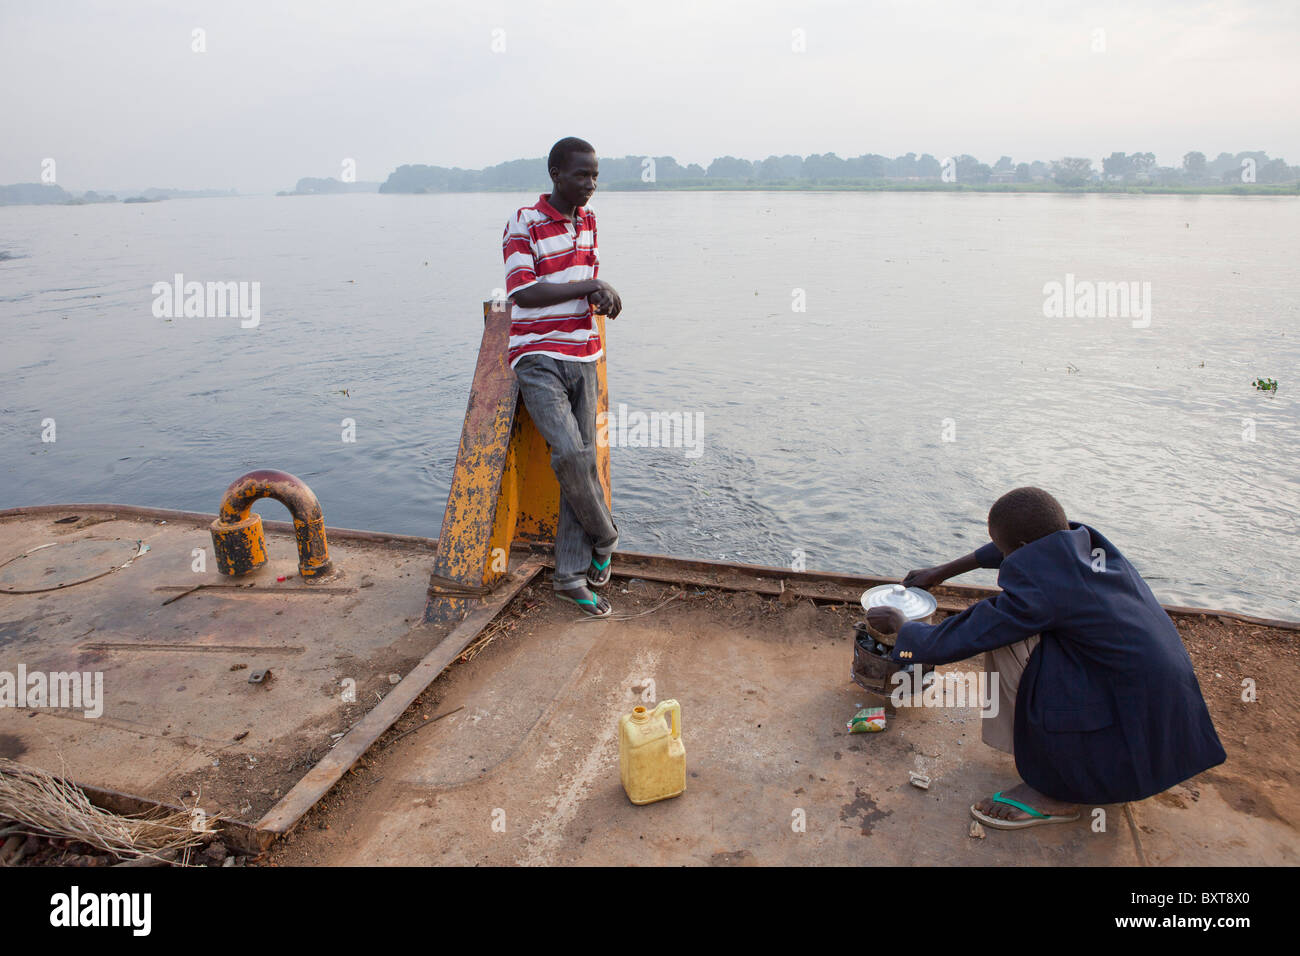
left=981, top=636, right=1039, bottom=754
left=976, top=635, right=1079, bottom=822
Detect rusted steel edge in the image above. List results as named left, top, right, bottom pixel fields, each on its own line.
left=4, top=505, right=1294, bottom=632
left=1157, top=603, right=1300, bottom=631
left=591, top=553, right=970, bottom=614
left=0, top=503, right=439, bottom=552
left=540, top=547, right=1300, bottom=633
left=253, top=557, right=545, bottom=842
left=606, top=548, right=1000, bottom=600
left=63, top=782, right=268, bottom=858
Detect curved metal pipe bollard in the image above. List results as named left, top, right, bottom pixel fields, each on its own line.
left=210, top=469, right=333, bottom=579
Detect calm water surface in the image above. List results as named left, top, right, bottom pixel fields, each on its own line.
left=1, top=191, right=1297, bottom=619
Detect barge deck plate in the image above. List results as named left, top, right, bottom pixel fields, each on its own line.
left=266, top=580, right=1298, bottom=866
left=2, top=504, right=1296, bottom=864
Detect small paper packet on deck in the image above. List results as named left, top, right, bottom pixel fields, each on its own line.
left=849, top=706, right=887, bottom=733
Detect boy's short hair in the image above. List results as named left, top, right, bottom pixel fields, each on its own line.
left=548, top=137, right=596, bottom=174
left=988, top=487, right=1069, bottom=546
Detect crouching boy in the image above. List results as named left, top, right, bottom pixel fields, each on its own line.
left=867, top=487, right=1226, bottom=830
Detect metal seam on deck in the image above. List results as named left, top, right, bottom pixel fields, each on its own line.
left=252, top=558, right=545, bottom=842
left=5, top=505, right=1296, bottom=630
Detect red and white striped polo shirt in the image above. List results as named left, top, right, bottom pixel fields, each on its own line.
left=502, top=194, right=602, bottom=368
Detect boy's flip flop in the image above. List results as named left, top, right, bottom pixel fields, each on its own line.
left=587, top=555, right=613, bottom=588
left=556, top=588, right=613, bottom=618
left=969, top=791, right=1081, bottom=830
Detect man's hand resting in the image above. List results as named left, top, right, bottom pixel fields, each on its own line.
left=510, top=278, right=622, bottom=318
left=587, top=281, right=622, bottom=319
left=902, top=566, right=947, bottom=591
left=866, top=606, right=907, bottom=635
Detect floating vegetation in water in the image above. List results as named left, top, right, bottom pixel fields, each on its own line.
left=1252, top=378, right=1278, bottom=393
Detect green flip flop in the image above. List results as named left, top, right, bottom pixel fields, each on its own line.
left=587, top=554, right=613, bottom=588
left=969, top=790, right=1081, bottom=830
left=556, top=588, right=612, bottom=618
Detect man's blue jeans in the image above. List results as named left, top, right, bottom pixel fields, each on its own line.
left=513, top=354, right=618, bottom=590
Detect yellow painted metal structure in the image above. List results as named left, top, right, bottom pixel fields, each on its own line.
left=210, top=469, right=333, bottom=579
left=425, top=302, right=610, bottom=622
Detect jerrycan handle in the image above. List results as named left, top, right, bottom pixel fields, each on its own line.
left=653, top=699, right=681, bottom=740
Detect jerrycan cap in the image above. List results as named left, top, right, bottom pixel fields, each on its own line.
left=630, top=706, right=649, bottom=721
left=860, top=583, right=937, bottom=620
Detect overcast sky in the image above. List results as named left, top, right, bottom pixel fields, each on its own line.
left=3, top=0, right=1297, bottom=194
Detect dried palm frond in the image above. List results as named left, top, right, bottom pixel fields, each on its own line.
left=0, top=758, right=219, bottom=862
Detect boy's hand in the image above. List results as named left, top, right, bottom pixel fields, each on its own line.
left=588, top=281, right=622, bottom=319
left=902, top=566, right=946, bottom=591
left=866, top=606, right=907, bottom=635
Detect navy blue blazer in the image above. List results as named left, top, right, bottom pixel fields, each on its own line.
left=892, top=523, right=1226, bottom=805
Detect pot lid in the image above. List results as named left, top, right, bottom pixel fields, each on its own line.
left=860, top=584, right=937, bottom=620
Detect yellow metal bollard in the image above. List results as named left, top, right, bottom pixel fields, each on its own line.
left=210, top=469, right=333, bottom=579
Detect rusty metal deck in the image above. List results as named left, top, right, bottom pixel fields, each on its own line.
left=262, top=578, right=1298, bottom=867
left=0, top=503, right=541, bottom=852
left=2, top=502, right=1296, bottom=860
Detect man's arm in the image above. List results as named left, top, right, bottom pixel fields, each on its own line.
left=510, top=278, right=613, bottom=310
left=504, top=207, right=622, bottom=317
left=890, top=561, right=1055, bottom=665
left=902, top=542, right=1003, bottom=590
left=513, top=280, right=622, bottom=319
left=866, top=542, right=1008, bottom=636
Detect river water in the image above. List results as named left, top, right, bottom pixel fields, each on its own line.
left=1, top=190, right=1296, bottom=619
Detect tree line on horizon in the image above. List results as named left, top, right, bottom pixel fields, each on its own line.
left=3, top=148, right=1295, bottom=206
left=0, top=183, right=237, bottom=206
left=378, top=149, right=1299, bottom=193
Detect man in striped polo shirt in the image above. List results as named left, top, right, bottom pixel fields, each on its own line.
left=503, top=137, right=623, bottom=617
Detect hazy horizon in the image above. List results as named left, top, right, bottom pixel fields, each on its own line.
left=3, top=0, right=1298, bottom=195
left=10, top=143, right=1300, bottom=199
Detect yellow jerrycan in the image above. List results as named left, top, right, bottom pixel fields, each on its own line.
left=618, top=700, right=686, bottom=805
